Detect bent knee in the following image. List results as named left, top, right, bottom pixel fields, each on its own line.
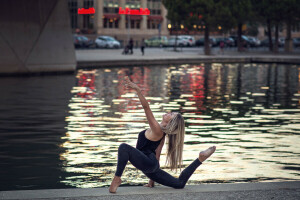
left=174, top=183, right=185, bottom=189
left=118, top=143, right=131, bottom=151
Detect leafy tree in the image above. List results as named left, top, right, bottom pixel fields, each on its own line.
left=252, top=0, right=300, bottom=52
left=164, top=0, right=236, bottom=55
left=227, top=0, right=252, bottom=52
left=280, top=0, right=300, bottom=52
left=189, top=0, right=217, bottom=55
left=162, top=0, right=190, bottom=51
left=252, top=0, right=274, bottom=51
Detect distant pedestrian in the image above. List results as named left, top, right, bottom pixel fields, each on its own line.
left=129, top=38, right=134, bottom=54
left=141, top=38, right=145, bottom=56
left=219, top=40, right=224, bottom=55
left=122, top=45, right=129, bottom=55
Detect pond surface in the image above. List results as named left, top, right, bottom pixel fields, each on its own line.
left=0, top=63, right=300, bottom=191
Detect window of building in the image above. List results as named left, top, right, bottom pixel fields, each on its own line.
left=103, top=0, right=119, bottom=13
left=147, top=0, right=162, bottom=29
left=83, top=0, right=94, bottom=29
left=126, top=19, right=141, bottom=29
left=147, top=0, right=161, bottom=12
left=104, top=0, right=119, bottom=8
left=68, top=0, right=78, bottom=29
left=103, top=18, right=119, bottom=28
left=103, top=0, right=119, bottom=28
left=126, top=0, right=141, bottom=9
left=147, top=20, right=160, bottom=29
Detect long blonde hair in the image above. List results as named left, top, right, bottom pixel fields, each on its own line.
left=161, top=113, right=185, bottom=172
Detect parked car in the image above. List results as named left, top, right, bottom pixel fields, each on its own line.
left=95, top=36, right=120, bottom=48
left=73, top=35, right=94, bottom=48
left=168, top=36, right=187, bottom=47
left=179, top=35, right=196, bottom=46
left=279, top=37, right=285, bottom=47
left=229, top=35, right=252, bottom=47
left=215, top=37, right=235, bottom=47
left=247, top=36, right=261, bottom=47
left=145, top=36, right=168, bottom=47
left=261, top=38, right=284, bottom=47
left=224, top=37, right=235, bottom=47
left=293, top=38, right=300, bottom=47
left=195, top=37, right=217, bottom=47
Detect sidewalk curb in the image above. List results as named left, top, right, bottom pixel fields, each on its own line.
left=1, top=181, right=300, bottom=200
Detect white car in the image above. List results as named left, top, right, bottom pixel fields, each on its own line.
left=179, top=35, right=196, bottom=46
left=95, top=36, right=120, bottom=48
left=168, top=36, right=187, bottom=47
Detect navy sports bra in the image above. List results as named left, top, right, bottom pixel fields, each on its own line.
left=136, top=129, right=164, bottom=155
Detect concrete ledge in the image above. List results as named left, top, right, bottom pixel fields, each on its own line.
left=1, top=181, right=300, bottom=200
left=75, top=48, right=300, bottom=69
left=77, top=57, right=300, bottom=69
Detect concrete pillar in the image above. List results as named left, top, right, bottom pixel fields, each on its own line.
left=95, top=0, right=103, bottom=34
left=141, top=0, right=147, bottom=31
left=0, top=0, right=76, bottom=74
left=161, top=4, right=168, bottom=35
left=119, top=0, right=126, bottom=30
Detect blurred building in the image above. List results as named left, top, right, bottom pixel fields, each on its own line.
left=257, top=25, right=300, bottom=40
left=68, top=0, right=169, bottom=46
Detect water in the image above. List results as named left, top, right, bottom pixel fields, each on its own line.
left=0, top=63, right=300, bottom=191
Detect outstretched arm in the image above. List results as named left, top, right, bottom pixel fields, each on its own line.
left=124, top=76, right=163, bottom=139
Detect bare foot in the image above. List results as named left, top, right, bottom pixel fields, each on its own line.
left=109, top=176, right=122, bottom=193
left=199, top=146, right=216, bottom=162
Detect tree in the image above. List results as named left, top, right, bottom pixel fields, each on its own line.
left=227, top=0, right=253, bottom=52
left=189, top=0, right=216, bottom=55
left=162, top=0, right=190, bottom=51
left=164, top=0, right=233, bottom=55
left=252, top=0, right=300, bottom=53
left=280, top=0, right=300, bottom=52
left=252, top=0, right=275, bottom=51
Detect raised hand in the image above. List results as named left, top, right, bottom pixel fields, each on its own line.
left=124, top=76, right=140, bottom=91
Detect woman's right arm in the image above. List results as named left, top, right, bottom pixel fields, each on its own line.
left=124, top=77, right=163, bottom=138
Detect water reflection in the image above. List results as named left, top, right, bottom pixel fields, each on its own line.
left=62, top=63, right=300, bottom=188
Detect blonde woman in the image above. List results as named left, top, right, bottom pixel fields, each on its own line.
left=109, top=76, right=216, bottom=193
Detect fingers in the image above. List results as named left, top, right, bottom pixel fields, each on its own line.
left=143, top=184, right=153, bottom=188
left=124, top=76, right=131, bottom=84
left=123, top=76, right=130, bottom=89
left=123, top=76, right=136, bottom=90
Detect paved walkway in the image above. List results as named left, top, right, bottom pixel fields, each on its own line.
left=76, top=47, right=300, bottom=68
left=1, top=181, right=300, bottom=200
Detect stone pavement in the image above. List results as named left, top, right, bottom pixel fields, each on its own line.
left=1, top=181, right=300, bottom=200
left=76, top=47, right=300, bottom=69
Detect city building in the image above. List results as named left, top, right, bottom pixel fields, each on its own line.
left=68, top=0, right=169, bottom=46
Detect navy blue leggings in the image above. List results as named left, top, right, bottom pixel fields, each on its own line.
left=115, top=143, right=202, bottom=189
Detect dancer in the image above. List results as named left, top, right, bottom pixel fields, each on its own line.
left=109, top=76, right=216, bottom=193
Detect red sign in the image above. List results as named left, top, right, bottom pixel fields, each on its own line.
left=78, top=7, right=95, bottom=14
left=118, top=7, right=150, bottom=15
